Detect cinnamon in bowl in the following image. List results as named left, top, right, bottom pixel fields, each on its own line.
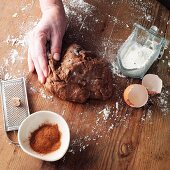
left=18, top=111, right=70, bottom=161
left=30, top=123, right=61, bottom=154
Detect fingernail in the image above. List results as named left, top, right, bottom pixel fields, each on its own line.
left=53, top=53, right=60, bottom=61
left=29, top=68, right=34, bottom=73
left=39, top=77, right=45, bottom=84
left=28, top=68, right=31, bottom=72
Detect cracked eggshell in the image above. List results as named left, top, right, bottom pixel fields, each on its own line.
left=142, top=74, right=162, bottom=94
left=124, top=84, right=148, bottom=108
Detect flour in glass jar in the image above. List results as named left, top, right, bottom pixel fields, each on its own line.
left=121, top=42, right=154, bottom=69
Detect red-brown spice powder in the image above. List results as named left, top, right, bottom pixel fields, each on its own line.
left=30, top=124, right=61, bottom=154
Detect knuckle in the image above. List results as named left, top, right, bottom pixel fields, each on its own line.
left=34, top=31, right=47, bottom=42
left=51, top=46, right=61, bottom=54
left=51, top=42, right=61, bottom=53
left=51, top=46, right=60, bottom=50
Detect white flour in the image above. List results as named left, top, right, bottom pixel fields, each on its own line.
left=158, top=89, right=169, bottom=114
left=6, top=35, right=26, bottom=47
left=39, top=88, right=54, bottom=101
left=4, top=73, right=12, bottom=80
left=9, top=49, right=19, bottom=64
left=64, top=0, right=94, bottom=15
left=12, top=13, right=18, bottom=18
left=99, top=105, right=111, bottom=120
left=121, top=42, right=154, bottom=69
left=145, top=14, right=152, bottom=22
left=168, top=61, right=170, bottom=67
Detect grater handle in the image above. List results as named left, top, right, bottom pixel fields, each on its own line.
left=5, top=131, right=19, bottom=146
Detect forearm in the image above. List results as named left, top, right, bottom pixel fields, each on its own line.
left=39, top=0, right=63, bottom=12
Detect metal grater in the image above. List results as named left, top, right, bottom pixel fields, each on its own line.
left=0, top=77, right=30, bottom=132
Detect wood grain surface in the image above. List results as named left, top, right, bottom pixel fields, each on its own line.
left=0, top=0, right=170, bottom=170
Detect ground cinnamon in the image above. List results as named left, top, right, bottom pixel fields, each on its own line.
left=30, top=123, right=61, bottom=154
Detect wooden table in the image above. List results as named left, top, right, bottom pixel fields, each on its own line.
left=0, top=0, right=170, bottom=169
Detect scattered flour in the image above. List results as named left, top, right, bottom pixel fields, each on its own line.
left=9, top=49, right=19, bottom=64
left=21, top=7, right=27, bottom=11
left=4, top=73, right=12, bottom=80
left=67, top=102, right=128, bottom=154
left=168, top=61, right=170, bottom=67
left=63, top=0, right=94, bottom=32
left=116, top=102, right=119, bottom=110
left=39, top=88, right=54, bottom=101
left=20, top=4, right=32, bottom=12
left=12, top=13, right=18, bottom=18
left=29, top=85, right=54, bottom=101
left=3, top=47, right=25, bottom=68
left=68, top=137, right=90, bottom=154
left=63, top=0, right=94, bottom=15
left=1, top=19, right=38, bottom=81
left=158, top=89, right=169, bottom=114
left=6, top=35, right=26, bottom=47
left=62, top=110, right=66, bottom=116
left=20, top=0, right=35, bottom=12
left=141, top=108, right=153, bottom=123
left=145, top=14, right=152, bottom=22
left=99, top=105, right=111, bottom=120
left=29, top=86, right=38, bottom=93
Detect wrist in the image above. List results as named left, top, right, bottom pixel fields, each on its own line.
left=40, top=0, right=63, bottom=13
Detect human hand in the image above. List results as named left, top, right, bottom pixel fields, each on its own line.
left=28, top=4, right=66, bottom=83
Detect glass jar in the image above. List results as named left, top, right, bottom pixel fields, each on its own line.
left=117, top=23, right=169, bottom=78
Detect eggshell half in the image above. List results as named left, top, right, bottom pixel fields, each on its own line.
left=142, top=74, right=162, bottom=94
left=124, top=84, right=148, bottom=108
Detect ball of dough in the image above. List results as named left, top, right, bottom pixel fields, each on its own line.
left=45, top=44, right=114, bottom=103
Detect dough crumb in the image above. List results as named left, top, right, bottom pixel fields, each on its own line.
left=12, top=97, right=21, bottom=107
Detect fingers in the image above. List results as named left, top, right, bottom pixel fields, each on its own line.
left=51, top=31, right=62, bottom=61
left=28, top=18, right=64, bottom=84
left=34, top=32, right=48, bottom=77
left=32, top=55, right=46, bottom=84
left=28, top=30, right=48, bottom=84
left=28, top=48, right=34, bottom=72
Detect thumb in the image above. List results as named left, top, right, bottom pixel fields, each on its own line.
left=51, top=34, right=62, bottom=61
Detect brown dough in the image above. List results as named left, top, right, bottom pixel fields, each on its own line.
left=44, top=44, right=114, bottom=103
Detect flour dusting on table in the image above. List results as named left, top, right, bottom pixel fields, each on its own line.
left=39, top=88, right=54, bottom=101
left=64, top=0, right=94, bottom=16
left=6, top=35, right=26, bottom=47
left=12, top=13, right=18, bottom=18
